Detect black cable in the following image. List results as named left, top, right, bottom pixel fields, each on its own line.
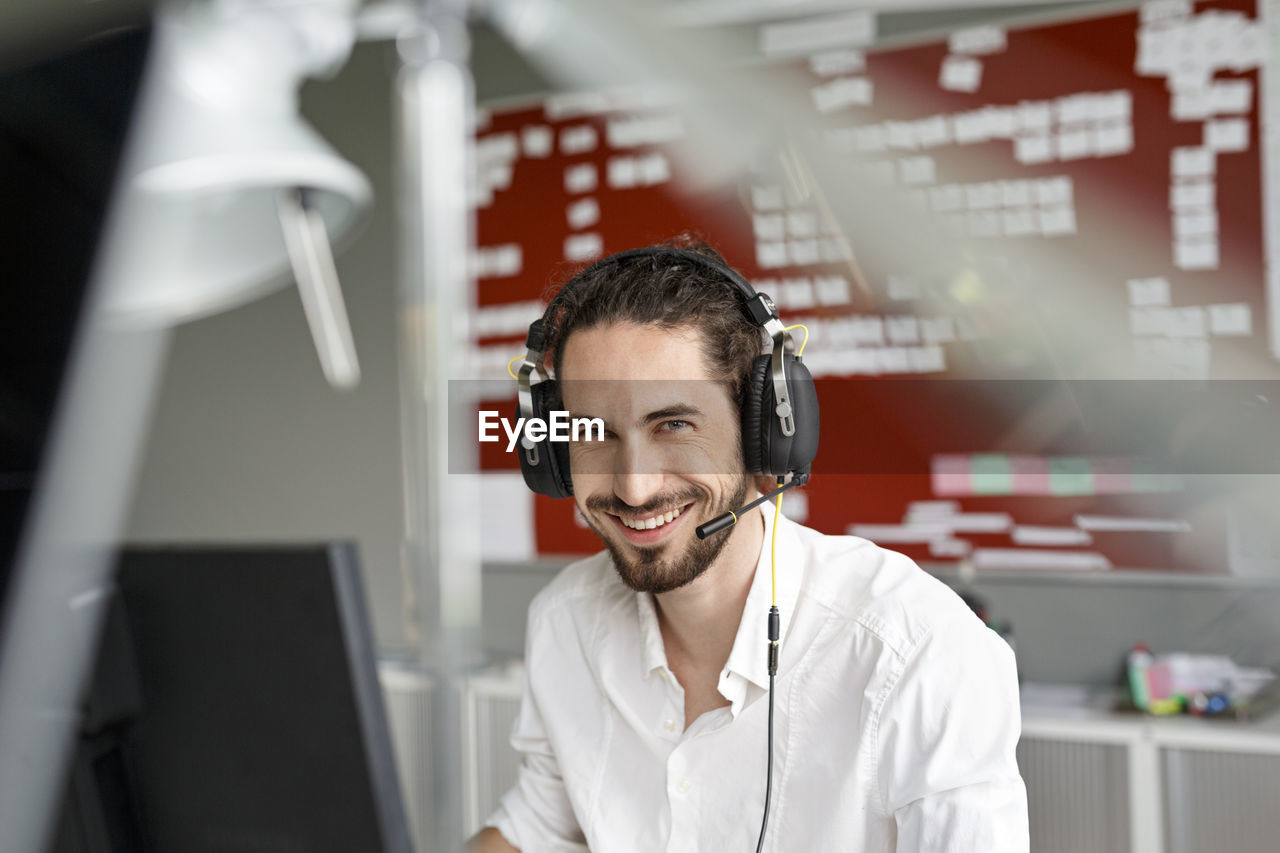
left=756, top=603, right=780, bottom=852
left=754, top=671, right=776, bottom=853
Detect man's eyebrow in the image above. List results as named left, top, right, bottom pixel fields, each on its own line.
left=640, top=405, right=703, bottom=426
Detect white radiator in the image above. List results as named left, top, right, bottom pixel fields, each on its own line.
left=378, top=660, right=525, bottom=849
left=378, top=660, right=436, bottom=853
left=461, top=665, right=525, bottom=837
left=1017, top=736, right=1131, bottom=853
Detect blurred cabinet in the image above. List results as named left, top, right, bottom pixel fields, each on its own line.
left=1022, top=697, right=1280, bottom=853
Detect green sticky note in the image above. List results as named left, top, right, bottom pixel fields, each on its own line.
left=971, top=454, right=1013, bottom=495
left=1049, top=457, right=1093, bottom=495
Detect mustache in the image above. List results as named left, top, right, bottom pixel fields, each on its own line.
left=585, top=489, right=702, bottom=517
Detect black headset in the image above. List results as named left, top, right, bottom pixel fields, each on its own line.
left=514, top=246, right=819, bottom=499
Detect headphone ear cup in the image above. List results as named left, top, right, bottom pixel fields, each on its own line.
left=517, top=381, right=575, bottom=498
left=771, top=355, right=819, bottom=475
left=748, top=354, right=821, bottom=477
left=740, top=355, right=772, bottom=475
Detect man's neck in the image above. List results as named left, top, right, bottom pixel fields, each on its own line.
left=653, top=502, right=765, bottom=675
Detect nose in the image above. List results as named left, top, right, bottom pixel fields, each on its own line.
left=612, top=438, right=665, bottom=509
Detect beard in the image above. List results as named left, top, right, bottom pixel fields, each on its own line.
left=582, top=474, right=751, bottom=595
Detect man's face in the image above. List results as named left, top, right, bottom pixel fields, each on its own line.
left=559, top=322, right=750, bottom=595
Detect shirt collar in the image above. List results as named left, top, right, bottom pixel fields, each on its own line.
left=632, top=500, right=804, bottom=705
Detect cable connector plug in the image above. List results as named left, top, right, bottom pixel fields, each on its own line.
left=767, top=605, right=780, bottom=676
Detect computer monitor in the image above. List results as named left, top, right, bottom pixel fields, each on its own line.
left=50, top=543, right=414, bottom=853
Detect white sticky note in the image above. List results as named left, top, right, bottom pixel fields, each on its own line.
left=898, top=156, right=936, bottom=185
left=850, top=316, right=885, bottom=345
left=886, top=315, right=921, bottom=344
left=475, top=132, right=518, bottom=165
left=1204, top=118, right=1249, bottom=152
left=1172, top=89, right=1214, bottom=121
left=810, top=49, right=866, bottom=76
left=1017, top=101, right=1053, bottom=133
left=886, top=121, right=918, bottom=150
left=1174, top=209, right=1218, bottom=239
left=815, top=275, right=852, bottom=305
left=1170, top=179, right=1215, bottom=210
left=1171, top=146, right=1215, bottom=178
left=1130, top=306, right=1166, bottom=336
left=930, top=184, right=964, bottom=213
left=485, top=163, right=514, bottom=192
left=1040, top=205, right=1077, bottom=236
left=1210, top=79, right=1253, bottom=114
left=564, top=232, right=603, bottom=262
left=1014, top=135, right=1053, bottom=165
left=781, top=278, right=816, bottom=309
left=984, top=106, right=1018, bottom=139
left=810, top=76, right=874, bottom=113
left=914, top=115, right=952, bottom=148
left=1230, top=22, right=1266, bottom=72
left=637, top=152, right=671, bottom=186
left=1056, top=127, right=1092, bottom=160
left=949, top=25, right=1006, bottom=55
left=752, top=185, right=784, bottom=211
left=566, top=198, right=601, bottom=230
left=967, top=210, right=1001, bottom=238
left=1094, top=121, right=1134, bottom=157
left=1056, top=94, right=1095, bottom=126
left=1142, top=0, right=1192, bottom=24
left=965, top=182, right=1001, bottom=210
left=1137, top=27, right=1176, bottom=76
left=754, top=213, right=786, bottom=242
left=854, top=124, right=889, bottom=153
left=1000, top=180, right=1031, bottom=207
left=1167, top=60, right=1211, bottom=92
left=1208, top=303, right=1251, bottom=335
left=1127, top=277, right=1171, bottom=307
left=1174, top=239, right=1219, bottom=270
left=787, top=239, right=821, bottom=266
left=756, top=242, right=788, bottom=270
left=952, top=111, right=991, bottom=145
left=606, top=113, right=684, bottom=148
left=786, top=210, right=819, bottom=238
left=564, top=163, right=598, bottom=194
left=1036, top=176, right=1073, bottom=205
left=559, top=124, right=599, bottom=155
left=1002, top=208, right=1037, bottom=237
left=940, top=55, right=982, bottom=93
left=1171, top=306, right=1207, bottom=338
left=606, top=156, right=637, bottom=189
left=521, top=125, right=553, bottom=158
left=1096, top=90, right=1133, bottom=122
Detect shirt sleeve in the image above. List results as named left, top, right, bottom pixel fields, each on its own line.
left=484, top=610, right=589, bottom=853
left=877, top=611, right=1030, bottom=852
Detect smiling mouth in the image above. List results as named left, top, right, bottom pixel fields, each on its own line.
left=612, top=503, right=691, bottom=531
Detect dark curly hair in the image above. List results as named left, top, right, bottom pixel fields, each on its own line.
left=544, top=236, right=766, bottom=406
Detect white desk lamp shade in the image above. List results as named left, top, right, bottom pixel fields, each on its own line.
left=106, top=1, right=371, bottom=325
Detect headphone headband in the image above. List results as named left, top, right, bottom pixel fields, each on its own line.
left=515, top=244, right=818, bottom=498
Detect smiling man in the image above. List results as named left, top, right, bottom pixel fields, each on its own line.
left=469, top=241, right=1028, bottom=852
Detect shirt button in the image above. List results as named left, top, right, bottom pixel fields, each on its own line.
left=678, top=778, right=693, bottom=794
left=663, top=719, right=678, bottom=733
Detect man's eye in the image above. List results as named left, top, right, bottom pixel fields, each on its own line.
left=662, top=420, right=690, bottom=432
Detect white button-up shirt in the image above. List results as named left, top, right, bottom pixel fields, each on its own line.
left=487, top=505, right=1028, bottom=852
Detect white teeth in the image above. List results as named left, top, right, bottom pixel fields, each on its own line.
left=622, top=506, right=684, bottom=530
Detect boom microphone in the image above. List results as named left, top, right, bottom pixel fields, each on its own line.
left=695, top=474, right=808, bottom=539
